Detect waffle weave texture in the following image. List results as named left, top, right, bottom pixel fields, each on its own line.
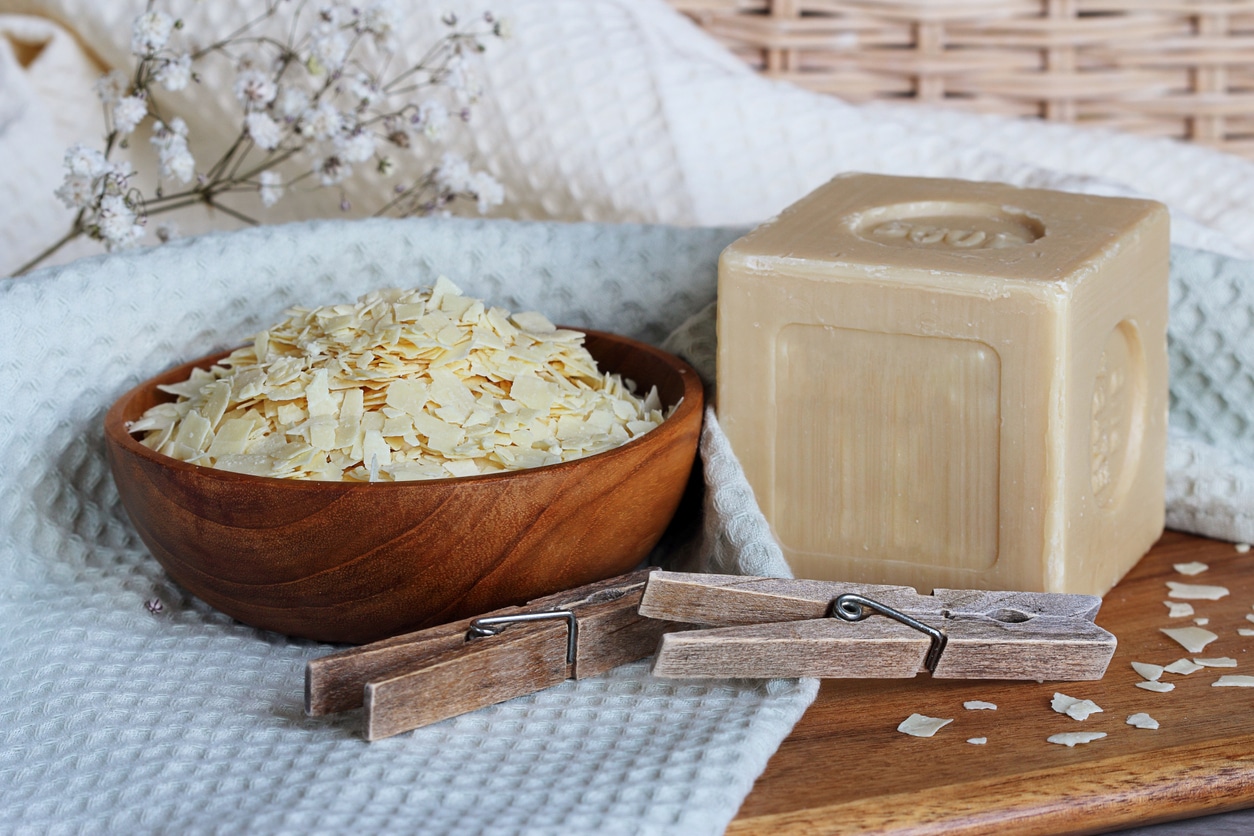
left=0, top=218, right=813, bottom=836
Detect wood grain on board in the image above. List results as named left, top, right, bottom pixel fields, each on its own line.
left=729, top=531, right=1254, bottom=835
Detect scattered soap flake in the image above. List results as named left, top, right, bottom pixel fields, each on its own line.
left=1195, top=618, right=1210, bottom=626
left=1051, top=692, right=1103, bottom=720
left=1165, top=601, right=1195, bottom=618
left=1193, top=657, right=1238, bottom=668
left=1236, top=543, right=1251, bottom=554
left=1127, top=713, right=1159, bottom=730
left=1161, top=626, right=1218, bottom=653
left=964, top=700, right=997, bottom=711
left=1245, top=614, right=1254, bottom=624
left=1173, top=561, right=1209, bottom=576
left=1048, top=731, right=1106, bottom=747
left=1239, top=629, right=1254, bottom=637
left=133, top=281, right=670, bottom=482
left=1166, top=582, right=1230, bottom=601
left=1165, top=659, right=1204, bottom=675
left=1136, top=680, right=1175, bottom=692
left=1213, top=675, right=1254, bottom=687
left=967, top=737, right=988, bottom=745
left=1131, top=662, right=1164, bottom=681
left=897, top=713, right=952, bottom=738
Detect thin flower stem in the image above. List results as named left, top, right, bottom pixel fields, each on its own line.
left=9, top=223, right=84, bottom=278
left=205, top=200, right=261, bottom=226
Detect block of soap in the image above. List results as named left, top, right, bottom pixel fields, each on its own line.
left=716, top=173, right=1168, bottom=595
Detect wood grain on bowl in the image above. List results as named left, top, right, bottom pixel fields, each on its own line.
left=104, top=330, right=704, bottom=644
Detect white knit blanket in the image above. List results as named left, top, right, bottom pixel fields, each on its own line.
left=4, top=0, right=1254, bottom=833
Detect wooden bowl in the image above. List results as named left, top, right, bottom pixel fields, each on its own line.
left=104, top=330, right=703, bottom=644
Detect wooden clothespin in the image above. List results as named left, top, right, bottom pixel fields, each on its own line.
left=306, top=569, right=677, bottom=741
left=638, top=571, right=1116, bottom=681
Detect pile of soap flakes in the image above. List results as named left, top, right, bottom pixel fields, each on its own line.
left=129, top=278, right=668, bottom=481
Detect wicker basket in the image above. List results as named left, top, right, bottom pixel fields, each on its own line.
left=670, top=0, right=1254, bottom=159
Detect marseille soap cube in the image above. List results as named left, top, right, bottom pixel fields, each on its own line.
left=717, top=173, right=1168, bottom=595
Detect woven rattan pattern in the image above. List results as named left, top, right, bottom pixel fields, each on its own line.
left=671, top=0, right=1254, bottom=159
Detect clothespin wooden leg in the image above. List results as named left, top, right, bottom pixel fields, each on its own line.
left=306, top=569, right=679, bottom=741
left=640, top=571, right=1117, bottom=681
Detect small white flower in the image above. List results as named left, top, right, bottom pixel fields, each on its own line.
left=112, top=95, right=148, bottom=135
left=312, top=154, right=349, bottom=186
left=307, top=25, right=348, bottom=74
left=469, top=170, right=504, bottom=213
left=132, top=10, right=175, bottom=56
left=94, top=70, right=129, bottom=104
left=417, top=100, right=449, bottom=140
left=258, top=170, right=283, bottom=206
left=245, top=112, right=283, bottom=150
left=358, top=0, right=399, bottom=43
left=156, top=53, right=192, bottom=91
left=234, top=69, right=278, bottom=108
left=55, top=174, right=96, bottom=209
left=341, top=73, right=380, bottom=108
left=63, top=144, right=110, bottom=179
left=337, top=130, right=375, bottom=164
left=383, top=115, right=411, bottom=148
left=150, top=118, right=182, bottom=151
left=277, top=86, right=311, bottom=121
left=300, top=100, right=343, bottom=140
left=151, top=119, right=195, bottom=183
left=95, top=194, right=144, bottom=250
left=435, top=151, right=471, bottom=192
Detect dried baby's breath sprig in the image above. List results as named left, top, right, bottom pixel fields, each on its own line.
left=13, top=1, right=508, bottom=276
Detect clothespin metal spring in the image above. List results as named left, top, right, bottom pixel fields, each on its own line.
left=831, top=593, right=948, bottom=672
left=467, top=610, right=579, bottom=670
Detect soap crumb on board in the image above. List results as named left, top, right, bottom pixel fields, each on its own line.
left=1161, top=626, right=1218, bottom=653
left=1166, top=581, right=1230, bottom=601
left=1165, top=659, right=1204, bottom=675
left=1173, top=561, right=1209, bottom=575
left=1051, top=693, right=1103, bottom=720
left=967, top=737, right=988, bottom=745
left=1239, top=629, right=1254, bottom=637
left=1236, top=543, right=1251, bottom=554
left=1246, top=613, right=1254, bottom=624
left=1131, top=661, right=1164, bottom=681
left=1136, top=680, right=1175, bottom=693
left=897, top=714, right=952, bottom=738
left=963, top=700, right=997, bottom=711
left=1195, top=617, right=1210, bottom=626
left=1048, top=732, right=1107, bottom=747
left=1127, top=713, right=1159, bottom=730
left=1194, top=657, right=1238, bottom=668
left=1213, top=675, right=1254, bottom=687
left=1165, top=601, right=1195, bottom=618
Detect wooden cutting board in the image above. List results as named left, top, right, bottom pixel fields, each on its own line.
left=729, top=531, right=1254, bottom=835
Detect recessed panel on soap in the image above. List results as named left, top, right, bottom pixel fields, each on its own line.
left=774, top=324, right=1000, bottom=576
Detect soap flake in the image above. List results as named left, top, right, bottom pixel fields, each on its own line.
left=897, top=713, right=952, bottom=738
left=1160, top=626, right=1218, bottom=653
left=967, top=737, right=988, bottom=745
left=1051, top=692, right=1102, bottom=720
left=1165, top=601, right=1195, bottom=618
left=1213, top=675, right=1254, bottom=687
left=1166, top=581, right=1230, bottom=601
left=1048, top=731, right=1106, bottom=747
left=1127, top=713, right=1159, bottom=730
left=1173, top=561, right=1209, bottom=576
left=1131, top=661, right=1163, bottom=681
left=1164, top=659, right=1203, bottom=675
left=1193, top=657, right=1237, bottom=668
left=1136, top=681, right=1175, bottom=692
left=963, top=700, right=997, bottom=711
